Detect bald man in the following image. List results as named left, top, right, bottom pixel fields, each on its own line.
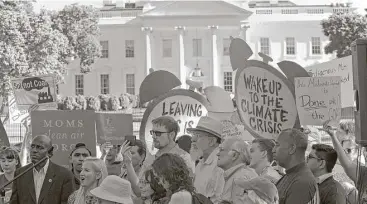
left=272, top=129, right=319, bottom=204
left=10, top=135, right=75, bottom=204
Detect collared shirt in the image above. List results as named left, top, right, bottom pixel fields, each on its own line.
left=155, top=145, right=195, bottom=175
left=259, top=166, right=282, bottom=184
left=220, top=163, right=259, bottom=204
left=33, top=159, right=49, bottom=203
left=276, top=162, right=319, bottom=204
left=317, top=173, right=333, bottom=184
left=194, top=148, right=224, bottom=203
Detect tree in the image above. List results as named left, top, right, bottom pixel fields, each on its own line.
left=321, top=12, right=367, bottom=58
left=0, top=2, right=101, bottom=122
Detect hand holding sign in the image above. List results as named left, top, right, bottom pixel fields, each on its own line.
left=120, top=140, right=133, bottom=164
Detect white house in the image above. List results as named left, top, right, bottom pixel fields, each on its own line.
left=58, top=0, right=355, bottom=97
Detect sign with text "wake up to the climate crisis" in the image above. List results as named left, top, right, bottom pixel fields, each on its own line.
left=236, top=63, right=298, bottom=139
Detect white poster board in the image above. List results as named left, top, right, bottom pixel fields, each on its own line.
left=295, top=76, right=342, bottom=126
left=306, top=56, right=352, bottom=107
left=8, top=95, right=29, bottom=124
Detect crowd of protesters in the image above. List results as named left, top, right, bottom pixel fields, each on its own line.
left=0, top=115, right=366, bottom=204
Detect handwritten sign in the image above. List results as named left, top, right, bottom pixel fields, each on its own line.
left=295, top=76, right=342, bottom=126
left=221, top=120, right=242, bottom=139
left=31, top=110, right=96, bottom=168
left=140, top=89, right=209, bottom=155
left=306, top=56, right=352, bottom=107
left=8, top=95, right=29, bottom=124
left=235, top=61, right=298, bottom=139
left=11, top=75, right=57, bottom=109
left=96, top=113, right=133, bottom=144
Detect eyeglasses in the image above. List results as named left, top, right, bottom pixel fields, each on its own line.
left=150, top=130, right=170, bottom=136
left=306, top=154, right=323, bottom=161
left=344, top=148, right=352, bottom=154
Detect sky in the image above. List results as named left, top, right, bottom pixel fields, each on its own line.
left=33, top=0, right=367, bottom=13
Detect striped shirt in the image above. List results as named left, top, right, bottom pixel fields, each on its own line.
left=276, top=162, right=319, bottom=204
left=33, top=159, right=49, bottom=203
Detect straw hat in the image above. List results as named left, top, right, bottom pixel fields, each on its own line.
left=187, top=116, right=223, bottom=139
left=90, top=175, right=133, bottom=204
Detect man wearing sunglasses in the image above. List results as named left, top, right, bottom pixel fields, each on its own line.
left=150, top=116, right=195, bottom=175
left=306, top=144, right=346, bottom=204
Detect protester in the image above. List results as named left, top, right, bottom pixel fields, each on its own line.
left=120, top=139, right=147, bottom=197
left=273, top=128, right=319, bottom=204
left=150, top=116, right=195, bottom=174
left=10, top=135, right=75, bottom=204
left=234, top=177, right=279, bottom=204
left=216, top=137, right=259, bottom=203
left=0, top=147, right=21, bottom=192
left=323, top=121, right=367, bottom=203
left=249, top=139, right=281, bottom=184
left=176, top=135, right=192, bottom=154
left=136, top=169, right=167, bottom=204
left=68, top=157, right=108, bottom=204
left=152, top=153, right=195, bottom=204
left=90, top=175, right=134, bottom=204
left=69, top=143, right=92, bottom=189
left=306, top=143, right=346, bottom=204
left=102, top=144, right=124, bottom=176
left=187, top=116, right=224, bottom=203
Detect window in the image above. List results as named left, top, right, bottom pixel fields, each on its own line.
left=224, top=72, right=233, bottom=92
left=260, top=38, right=270, bottom=55
left=126, top=74, right=135, bottom=95
left=193, top=38, right=202, bottom=57
left=125, top=40, right=135, bottom=58
left=75, top=75, right=84, bottom=95
left=100, top=74, right=110, bottom=94
left=311, top=37, right=321, bottom=55
left=223, top=38, right=231, bottom=56
left=100, top=41, right=109, bottom=58
left=281, top=9, right=298, bottom=14
left=285, top=37, right=296, bottom=55
left=162, top=39, right=172, bottom=58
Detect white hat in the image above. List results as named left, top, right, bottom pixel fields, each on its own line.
left=90, top=175, right=133, bottom=204
left=187, top=116, right=223, bottom=139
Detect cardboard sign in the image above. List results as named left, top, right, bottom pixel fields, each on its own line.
left=235, top=61, right=298, bottom=139
left=11, top=75, right=57, bottom=109
left=221, top=120, right=242, bottom=139
left=96, top=113, right=133, bottom=144
left=31, top=110, right=96, bottom=168
left=140, top=89, right=209, bottom=155
left=8, top=95, right=29, bottom=124
left=306, top=56, right=352, bottom=107
left=295, top=76, right=342, bottom=126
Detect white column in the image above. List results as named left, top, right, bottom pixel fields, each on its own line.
left=209, top=25, right=219, bottom=86
left=240, top=23, right=250, bottom=42
left=142, top=27, right=153, bottom=76
left=175, top=26, right=186, bottom=88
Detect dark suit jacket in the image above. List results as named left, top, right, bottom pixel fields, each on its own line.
left=10, top=161, right=75, bottom=204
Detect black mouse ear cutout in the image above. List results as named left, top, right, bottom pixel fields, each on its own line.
left=277, top=61, right=311, bottom=85
left=229, top=37, right=253, bottom=71
left=139, top=70, right=181, bottom=104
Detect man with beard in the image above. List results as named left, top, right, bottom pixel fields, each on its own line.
left=69, top=143, right=92, bottom=189
left=10, top=135, right=75, bottom=204
left=150, top=116, right=195, bottom=175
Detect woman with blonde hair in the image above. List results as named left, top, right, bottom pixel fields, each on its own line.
left=68, top=157, right=108, bottom=204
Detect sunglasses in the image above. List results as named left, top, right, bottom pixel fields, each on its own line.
left=150, top=130, right=170, bottom=136
left=344, top=148, right=352, bottom=154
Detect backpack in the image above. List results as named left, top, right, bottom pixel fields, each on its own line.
left=191, top=192, right=213, bottom=204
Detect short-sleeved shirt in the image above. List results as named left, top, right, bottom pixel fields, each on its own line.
left=276, top=162, right=319, bottom=204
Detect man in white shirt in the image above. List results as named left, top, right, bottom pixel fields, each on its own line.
left=187, top=116, right=224, bottom=204
left=10, top=135, right=75, bottom=204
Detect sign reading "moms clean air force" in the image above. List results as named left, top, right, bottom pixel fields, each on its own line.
left=235, top=62, right=298, bottom=139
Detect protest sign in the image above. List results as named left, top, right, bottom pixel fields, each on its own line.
left=221, top=120, right=242, bottom=139
left=306, top=56, right=352, bottom=107
left=8, top=95, right=29, bottom=124
left=235, top=61, right=298, bottom=139
left=11, top=75, right=57, bottom=110
left=31, top=110, right=96, bottom=168
left=295, top=76, right=342, bottom=126
left=96, top=113, right=133, bottom=144
left=140, top=89, right=209, bottom=155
